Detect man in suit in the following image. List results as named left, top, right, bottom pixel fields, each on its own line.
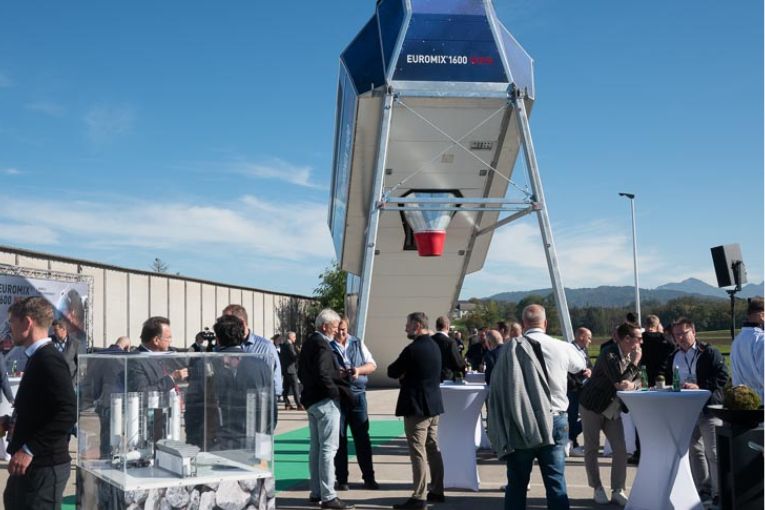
left=388, top=312, right=444, bottom=510
left=128, top=316, right=188, bottom=392
left=50, top=319, right=86, bottom=384
left=280, top=331, right=302, bottom=410
left=431, top=316, right=464, bottom=382
left=80, top=336, right=131, bottom=456
left=3, top=296, right=76, bottom=509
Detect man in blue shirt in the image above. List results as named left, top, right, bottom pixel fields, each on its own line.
left=331, top=319, right=379, bottom=491
left=222, top=304, right=282, bottom=429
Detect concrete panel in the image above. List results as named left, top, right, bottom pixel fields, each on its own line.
left=215, top=286, right=230, bottom=316
left=200, top=284, right=217, bottom=331
left=80, top=266, right=105, bottom=347
left=262, top=294, right=275, bottom=338
left=168, top=279, right=186, bottom=349
left=0, top=251, right=16, bottom=265
left=49, top=261, right=79, bottom=274
left=229, top=288, right=243, bottom=309
left=251, top=292, right=264, bottom=336
left=242, top=291, right=254, bottom=329
left=185, top=281, right=202, bottom=336
left=104, top=270, right=128, bottom=345
left=149, top=276, right=169, bottom=318
left=16, top=255, right=49, bottom=270
left=128, top=274, right=149, bottom=341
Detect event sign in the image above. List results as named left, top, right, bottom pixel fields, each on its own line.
left=0, top=273, right=90, bottom=345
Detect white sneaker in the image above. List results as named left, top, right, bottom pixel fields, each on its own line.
left=593, top=486, right=609, bottom=505
left=571, top=446, right=586, bottom=457
left=611, top=489, right=629, bottom=507
left=564, top=440, right=572, bottom=457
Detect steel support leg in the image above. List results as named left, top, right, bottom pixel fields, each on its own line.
left=512, top=91, right=574, bottom=343
left=354, top=92, right=395, bottom=342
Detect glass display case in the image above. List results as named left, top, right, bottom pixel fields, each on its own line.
left=76, top=352, right=275, bottom=509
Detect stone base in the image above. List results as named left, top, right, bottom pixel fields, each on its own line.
left=77, top=468, right=276, bottom=510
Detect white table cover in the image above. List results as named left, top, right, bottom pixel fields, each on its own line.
left=0, top=377, right=21, bottom=460
left=438, top=382, right=488, bottom=491
left=465, top=372, right=485, bottom=384
left=618, top=389, right=710, bottom=510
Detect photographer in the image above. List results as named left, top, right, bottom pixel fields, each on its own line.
left=190, top=328, right=216, bottom=352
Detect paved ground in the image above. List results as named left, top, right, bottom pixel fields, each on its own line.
left=0, top=388, right=636, bottom=509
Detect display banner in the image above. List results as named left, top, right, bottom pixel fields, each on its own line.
left=0, top=272, right=90, bottom=346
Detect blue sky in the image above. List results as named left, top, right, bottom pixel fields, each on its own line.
left=0, top=0, right=762, bottom=298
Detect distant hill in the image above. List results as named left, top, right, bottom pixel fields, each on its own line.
left=486, top=278, right=763, bottom=308
left=657, top=278, right=764, bottom=299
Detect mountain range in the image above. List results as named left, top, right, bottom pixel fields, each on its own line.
left=485, top=278, right=764, bottom=308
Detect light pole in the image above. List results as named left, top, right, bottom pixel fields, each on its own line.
left=619, top=192, right=641, bottom=326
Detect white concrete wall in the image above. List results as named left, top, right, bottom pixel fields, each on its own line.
left=0, top=247, right=313, bottom=350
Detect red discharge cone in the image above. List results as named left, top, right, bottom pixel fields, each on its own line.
left=414, top=231, right=446, bottom=256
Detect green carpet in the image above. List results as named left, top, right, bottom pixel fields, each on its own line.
left=63, top=419, right=404, bottom=508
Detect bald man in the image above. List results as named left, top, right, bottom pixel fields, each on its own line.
left=566, top=327, right=593, bottom=456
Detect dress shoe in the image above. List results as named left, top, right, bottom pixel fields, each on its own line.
left=297, top=404, right=305, bottom=410
left=626, top=453, right=640, bottom=465
left=321, top=497, right=354, bottom=509
left=392, top=498, right=425, bottom=509
left=426, top=492, right=445, bottom=503
left=363, top=480, right=380, bottom=490
left=335, top=482, right=350, bottom=491
left=309, top=496, right=321, bottom=503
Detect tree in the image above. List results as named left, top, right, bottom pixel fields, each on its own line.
left=312, top=261, right=346, bottom=315
left=151, top=257, right=168, bottom=273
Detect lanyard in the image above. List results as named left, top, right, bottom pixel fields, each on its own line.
left=330, top=341, right=350, bottom=368
left=682, top=348, right=699, bottom=375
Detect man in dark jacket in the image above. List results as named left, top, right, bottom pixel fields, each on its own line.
left=3, top=297, right=76, bottom=510
left=280, top=331, right=302, bottom=410
left=579, top=322, right=643, bottom=506
left=430, top=316, right=464, bottom=382
left=50, top=319, right=86, bottom=384
left=297, top=309, right=353, bottom=510
left=388, top=312, right=444, bottom=510
left=641, top=314, right=674, bottom=386
left=210, top=314, right=272, bottom=449
left=662, top=317, right=728, bottom=506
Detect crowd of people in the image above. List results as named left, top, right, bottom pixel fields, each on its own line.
left=0, top=295, right=761, bottom=509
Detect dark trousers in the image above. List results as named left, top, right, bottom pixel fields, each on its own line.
left=334, top=392, right=375, bottom=484
left=4, top=462, right=70, bottom=510
left=283, top=373, right=301, bottom=407
left=566, top=391, right=582, bottom=445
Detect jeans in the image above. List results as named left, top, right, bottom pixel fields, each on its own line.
left=690, top=413, right=721, bottom=499
left=307, top=398, right=341, bottom=502
left=505, top=413, right=569, bottom=510
left=335, top=392, right=376, bottom=484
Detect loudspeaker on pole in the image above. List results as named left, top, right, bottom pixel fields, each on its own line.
left=710, top=244, right=747, bottom=289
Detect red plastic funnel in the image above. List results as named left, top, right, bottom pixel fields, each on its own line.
left=414, top=231, right=446, bottom=256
